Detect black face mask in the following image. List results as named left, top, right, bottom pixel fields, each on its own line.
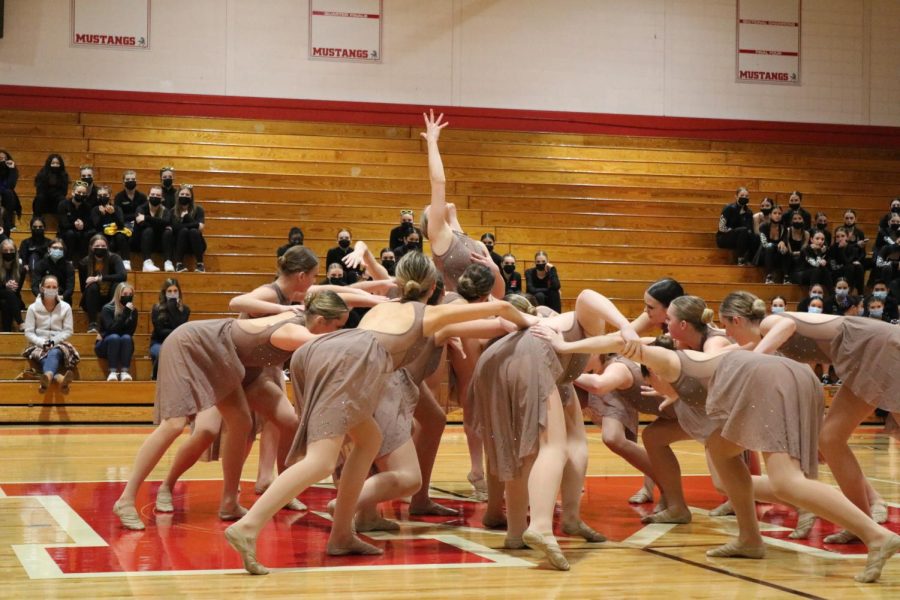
left=338, top=239, right=351, bottom=249
left=50, top=165, right=62, bottom=173
left=73, top=194, right=86, bottom=203
left=789, top=202, right=801, bottom=210
left=401, top=222, right=414, bottom=233
left=760, top=207, right=772, bottom=216
left=737, top=197, right=749, bottom=206
left=32, top=229, right=45, bottom=240
left=503, top=264, right=515, bottom=274
left=178, top=196, right=191, bottom=205
left=381, top=259, right=395, bottom=271
left=892, top=206, right=900, bottom=214
left=81, top=176, right=93, bottom=186
left=816, top=222, right=827, bottom=229
left=93, top=247, right=108, bottom=258
left=329, top=277, right=344, bottom=285
left=406, top=242, right=418, bottom=251
left=290, top=238, right=302, bottom=246
left=484, top=244, right=494, bottom=251
left=792, top=222, right=804, bottom=230
left=124, top=181, right=137, bottom=191
left=1, top=253, right=15, bottom=262
left=99, top=196, right=110, bottom=206
left=535, top=263, right=546, bottom=272
left=891, top=224, right=900, bottom=231
left=149, top=196, right=162, bottom=207
left=162, top=178, right=174, bottom=188
left=120, top=295, right=133, bottom=305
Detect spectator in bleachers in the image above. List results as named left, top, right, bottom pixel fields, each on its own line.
left=784, top=211, right=810, bottom=283
left=0, top=150, right=21, bottom=233
left=524, top=250, right=561, bottom=313
left=877, top=197, right=900, bottom=232
left=324, top=262, right=346, bottom=286
left=500, top=253, right=523, bottom=295
left=30, top=238, right=75, bottom=306
left=839, top=209, right=868, bottom=251
left=172, top=185, right=207, bottom=273
left=825, top=278, right=855, bottom=316
left=388, top=209, right=422, bottom=252
left=149, top=278, right=190, bottom=380
left=392, top=228, right=421, bottom=262
left=18, top=216, right=52, bottom=275
left=92, top=185, right=133, bottom=271
left=811, top=211, right=832, bottom=246
left=78, top=165, right=99, bottom=208
left=769, top=295, right=786, bottom=314
left=874, top=212, right=900, bottom=285
left=480, top=233, right=503, bottom=270
left=806, top=296, right=825, bottom=314
left=828, top=227, right=865, bottom=294
left=758, top=204, right=788, bottom=283
left=136, top=185, right=174, bottom=273
left=379, top=248, right=396, bottom=276
left=864, top=295, right=889, bottom=322
left=95, top=281, right=138, bottom=382
left=716, top=187, right=754, bottom=265
left=160, top=167, right=177, bottom=209
left=796, top=283, right=828, bottom=314
left=78, top=234, right=127, bottom=333
left=783, top=190, right=811, bottom=229
left=23, top=274, right=77, bottom=394
left=57, top=181, right=96, bottom=261
left=32, top=154, right=70, bottom=217
left=1, top=238, right=25, bottom=331
left=871, top=279, right=899, bottom=321
left=276, top=226, right=304, bottom=258
left=795, top=230, right=832, bottom=289
left=114, top=170, right=145, bottom=229
left=325, top=229, right=360, bottom=284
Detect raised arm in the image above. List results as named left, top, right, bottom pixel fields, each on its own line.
left=574, top=362, right=634, bottom=396
left=423, top=300, right=536, bottom=337
left=229, top=286, right=298, bottom=316
left=434, top=317, right=522, bottom=346
left=344, top=241, right=391, bottom=281
left=754, top=314, right=796, bottom=355
left=421, top=110, right=453, bottom=252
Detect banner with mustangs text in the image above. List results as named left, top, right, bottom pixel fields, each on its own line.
left=71, top=0, right=150, bottom=50
left=736, top=0, right=800, bottom=85
left=309, top=0, right=382, bottom=62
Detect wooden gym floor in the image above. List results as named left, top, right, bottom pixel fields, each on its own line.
left=1, top=424, right=898, bottom=599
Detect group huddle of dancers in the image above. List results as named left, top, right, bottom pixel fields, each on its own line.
left=111, top=112, right=900, bottom=583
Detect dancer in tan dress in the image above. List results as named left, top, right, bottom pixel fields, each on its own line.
left=224, top=252, right=536, bottom=575
left=112, top=291, right=349, bottom=530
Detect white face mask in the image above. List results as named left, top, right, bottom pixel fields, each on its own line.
left=166, top=292, right=179, bottom=300
left=43, top=289, right=58, bottom=299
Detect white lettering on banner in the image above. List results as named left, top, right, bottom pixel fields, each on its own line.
left=71, top=0, right=150, bottom=50
left=736, top=0, right=801, bottom=85
left=309, top=0, right=382, bottom=63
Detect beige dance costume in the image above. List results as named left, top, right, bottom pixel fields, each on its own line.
left=588, top=356, right=676, bottom=440
left=432, top=231, right=481, bottom=292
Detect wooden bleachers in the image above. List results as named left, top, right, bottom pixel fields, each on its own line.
left=1, top=108, right=898, bottom=422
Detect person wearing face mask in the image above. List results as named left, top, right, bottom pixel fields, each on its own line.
left=159, top=167, right=177, bottom=209
left=325, top=229, right=359, bottom=284
left=135, top=185, right=175, bottom=272
left=796, top=284, right=829, bottom=314
left=874, top=214, right=900, bottom=286
left=716, top=187, right=754, bottom=266
left=276, top=226, right=304, bottom=258
left=95, top=282, right=138, bottom=382
left=876, top=197, right=900, bottom=234
left=32, top=154, right=70, bottom=217
left=78, top=165, right=99, bottom=208
left=810, top=211, right=832, bottom=246
left=392, top=230, right=421, bottom=262
left=500, top=253, right=523, bottom=295
left=838, top=208, right=869, bottom=261
left=864, top=297, right=889, bottom=322
left=759, top=205, right=789, bottom=284
left=750, top=197, right=775, bottom=264
left=525, top=250, right=561, bottom=313
left=91, top=185, right=133, bottom=271
left=770, top=295, right=787, bottom=314
left=171, top=185, right=207, bottom=273
left=18, top=216, right=52, bottom=276
left=389, top=209, right=423, bottom=253
left=323, top=263, right=347, bottom=286
left=23, top=275, right=78, bottom=394
left=78, top=234, right=127, bottom=333
left=480, top=233, right=503, bottom=270
left=795, top=231, right=832, bottom=290
left=806, top=297, right=825, bottom=314
left=828, top=227, right=865, bottom=295
left=30, top=239, right=76, bottom=306
left=870, top=280, right=900, bottom=321
left=784, top=212, right=810, bottom=284
left=0, top=238, right=25, bottom=331
left=825, top=278, right=855, bottom=316
left=114, top=170, right=146, bottom=226
left=56, top=181, right=96, bottom=261
left=783, top=190, right=811, bottom=230
left=150, top=278, right=191, bottom=380
left=379, top=248, right=396, bottom=276
left=0, top=149, right=21, bottom=234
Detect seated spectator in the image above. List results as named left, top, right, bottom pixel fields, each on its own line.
left=524, top=250, right=561, bottom=313
left=758, top=204, right=788, bottom=283
left=715, top=187, right=754, bottom=265
left=149, top=278, right=190, bottom=379
left=769, top=295, right=787, bottom=314
left=824, top=278, right=855, bottom=316
left=796, top=283, right=828, bottom=314
left=877, top=197, right=900, bottom=233
left=1, top=238, right=25, bottom=331
left=172, top=185, right=207, bottom=273
left=78, top=234, right=127, bottom=333
left=864, top=295, right=891, bottom=323
left=92, top=185, right=133, bottom=271
left=78, top=165, right=99, bottom=208
left=95, top=282, right=138, bottom=381
left=811, top=211, right=832, bottom=246
left=0, top=149, right=21, bottom=233
left=32, top=154, right=70, bottom=217
left=752, top=196, right=774, bottom=240
left=783, top=211, right=810, bottom=283
left=806, top=296, right=825, bottom=314
left=19, top=216, right=52, bottom=276
left=379, top=248, right=396, bottom=276
left=324, top=263, right=347, bottom=286
left=23, top=274, right=78, bottom=394
left=389, top=210, right=422, bottom=252
left=392, top=229, right=422, bottom=262
left=844, top=295, right=863, bottom=317
left=114, top=170, right=146, bottom=229
left=136, top=185, right=174, bottom=272
left=839, top=209, right=869, bottom=260
left=30, top=238, right=76, bottom=306
left=783, top=190, right=811, bottom=229
left=480, top=233, right=503, bottom=270
left=325, top=229, right=359, bottom=284
left=276, top=226, right=304, bottom=258
left=828, top=227, right=865, bottom=294
left=160, top=166, right=177, bottom=209
left=795, top=230, right=831, bottom=289
left=871, top=279, right=900, bottom=321
left=500, top=253, right=523, bottom=295
left=874, top=212, right=900, bottom=285
left=57, top=181, right=96, bottom=261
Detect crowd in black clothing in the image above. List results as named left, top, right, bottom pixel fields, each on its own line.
left=718, top=187, right=900, bottom=323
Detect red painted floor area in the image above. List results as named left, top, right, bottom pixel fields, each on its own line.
left=3, top=476, right=898, bottom=575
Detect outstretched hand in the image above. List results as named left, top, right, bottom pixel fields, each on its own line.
left=530, top=323, right=565, bottom=350
left=420, top=109, right=449, bottom=143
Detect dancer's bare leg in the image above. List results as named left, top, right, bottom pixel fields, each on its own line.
left=450, top=340, right=485, bottom=491
left=641, top=419, right=692, bottom=523
left=409, top=382, right=457, bottom=515
left=248, top=392, right=299, bottom=476
left=217, top=390, right=253, bottom=518
left=156, top=408, right=222, bottom=511
left=600, top=417, right=657, bottom=488
left=256, top=420, right=279, bottom=493
left=819, top=387, right=875, bottom=515
left=503, top=457, right=533, bottom=547
left=355, top=440, right=421, bottom=531
left=560, top=400, right=604, bottom=541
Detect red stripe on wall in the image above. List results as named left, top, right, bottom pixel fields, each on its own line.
left=0, top=84, right=898, bottom=148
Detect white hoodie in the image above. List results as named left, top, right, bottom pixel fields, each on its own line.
left=24, top=297, right=73, bottom=346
